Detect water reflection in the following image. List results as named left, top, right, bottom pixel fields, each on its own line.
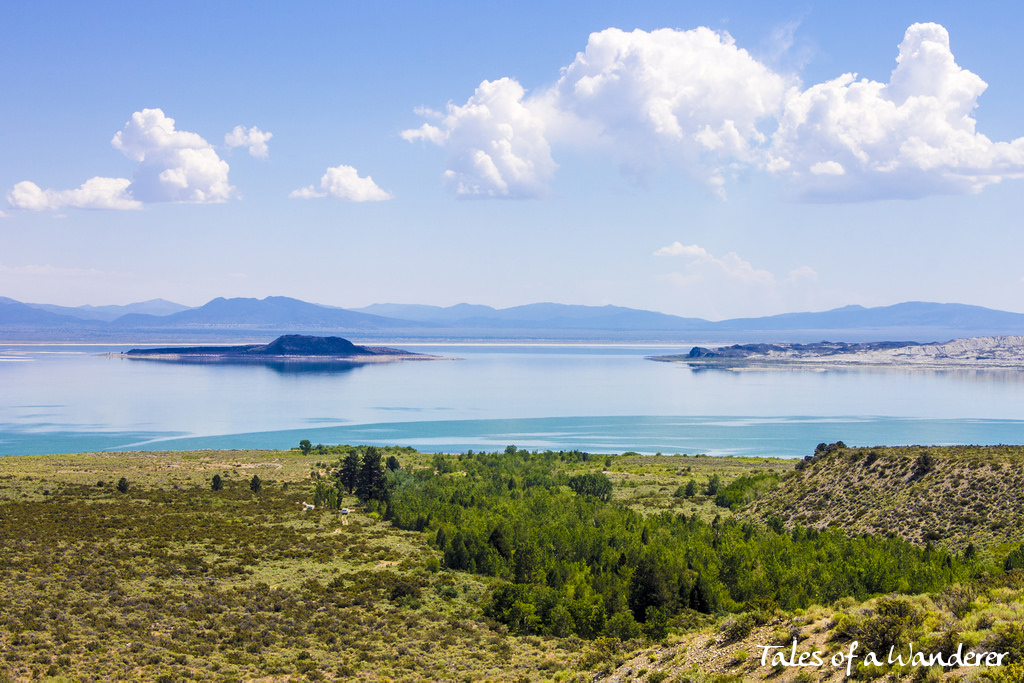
left=678, top=363, right=1024, bottom=383
left=129, top=357, right=368, bottom=376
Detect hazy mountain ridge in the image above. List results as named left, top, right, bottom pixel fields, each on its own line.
left=28, top=298, right=189, bottom=322
left=3, top=296, right=1024, bottom=342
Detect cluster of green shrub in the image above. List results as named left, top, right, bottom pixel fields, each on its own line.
left=712, top=472, right=781, bottom=510
left=329, top=445, right=991, bottom=642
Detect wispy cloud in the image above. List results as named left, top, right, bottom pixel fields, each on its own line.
left=654, top=242, right=817, bottom=318
left=0, top=263, right=131, bottom=279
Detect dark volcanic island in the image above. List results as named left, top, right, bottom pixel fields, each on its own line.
left=122, top=334, right=443, bottom=366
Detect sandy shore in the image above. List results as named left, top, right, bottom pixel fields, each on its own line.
left=650, top=335, right=1024, bottom=370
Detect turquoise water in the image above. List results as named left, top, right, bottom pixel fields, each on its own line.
left=2, top=343, right=1023, bottom=457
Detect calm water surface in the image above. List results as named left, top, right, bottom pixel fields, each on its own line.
left=1, top=343, right=1022, bottom=457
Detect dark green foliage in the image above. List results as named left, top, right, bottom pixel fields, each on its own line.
left=914, top=451, right=937, bottom=477
left=250, top=475, right=261, bottom=494
left=816, top=441, right=847, bottom=455
left=605, top=610, right=642, bottom=640
left=299, top=439, right=312, bottom=455
left=376, top=447, right=979, bottom=640
left=1006, top=544, right=1024, bottom=571
left=211, top=474, right=223, bottom=491
left=338, top=452, right=360, bottom=494
left=706, top=474, right=722, bottom=496
left=312, top=479, right=342, bottom=509
left=720, top=612, right=757, bottom=642
left=385, top=455, right=401, bottom=472
left=567, top=472, right=613, bottom=502
left=357, top=447, right=386, bottom=502
left=628, top=553, right=674, bottom=621
left=643, top=606, right=669, bottom=641
left=798, top=441, right=848, bottom=471
left=685, top=479, right=698, bottom=498
left=116, top=477, right=129, bottom=494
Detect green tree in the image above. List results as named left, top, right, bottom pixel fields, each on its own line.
left=1005, top=543, right=1024, bottom=571
left=211, top=474, right=223, bottom=491
left=338, top=452, right=360, bottom=494
left=250, top=474, right=262, bottom=494
left=605, top=610, right=642, bottom=640
left=116, top=477, right=129, bottom=494
left=628, top=554, right=673, bottom=622
left=706, top=474, right=722, bottom=496
left=684, top=479, right=698, bottom=498
left=299, top=439, right=312, bottom=455
left=643, top=606, right=670, bottom=641
left=386, top=455, right=401, bottom=471
left=567, top=472, right=613, bottom=501
left=357, top=446, right=386, bottom=502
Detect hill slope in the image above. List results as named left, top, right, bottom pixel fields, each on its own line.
left=742, top=444, right=1024, bottom=551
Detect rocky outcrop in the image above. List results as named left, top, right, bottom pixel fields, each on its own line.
left=655, top=336, right=1024, bottom=369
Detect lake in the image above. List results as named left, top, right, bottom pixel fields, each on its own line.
left=2, top=342, right=1023, bottom=457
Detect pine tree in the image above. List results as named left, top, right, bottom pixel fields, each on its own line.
left=338, top=452, right=360, bottom=494
left=356, top=446, right=386, bottom=502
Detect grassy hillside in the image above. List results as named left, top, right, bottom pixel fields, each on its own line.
left=0, top=448, right=779, bottom=681
left=604, top=574, right=1024, bottom=682
left=742, top=444, right=1024, bottom=552
left=0, top=446, right=1021, bottom=682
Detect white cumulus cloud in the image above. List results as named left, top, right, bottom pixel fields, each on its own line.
left=7, top=177, right=141, bottom=211
left=403, top=29, right=784, bottom=197
left=402, top=78, right=556, bottom=197
left=111, top=109, right=233, bottom=203
left=225, top=125, right=273, bottom=158
left=7, top=108, right=269, bottom=211
left=769, top=22, right=1024, bottom=199
left=290, top=164, right=392, bottom=201
left=551, top=27, right=789, bottom=181
left=406, top=22, right=1024, bottom=202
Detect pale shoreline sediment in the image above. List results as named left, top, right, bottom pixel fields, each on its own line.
left=649, top=335, right=1024, bottom=370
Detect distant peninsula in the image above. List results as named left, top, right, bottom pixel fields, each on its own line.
left=121, top=334, right=443, bottom=365
left=649, top=336, right=1024, bottom=370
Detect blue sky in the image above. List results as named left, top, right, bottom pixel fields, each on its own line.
left=3, top=1, right=1024, bottom=320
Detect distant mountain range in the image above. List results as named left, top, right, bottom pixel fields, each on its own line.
left=3, top=295, right=1024, bottom=343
